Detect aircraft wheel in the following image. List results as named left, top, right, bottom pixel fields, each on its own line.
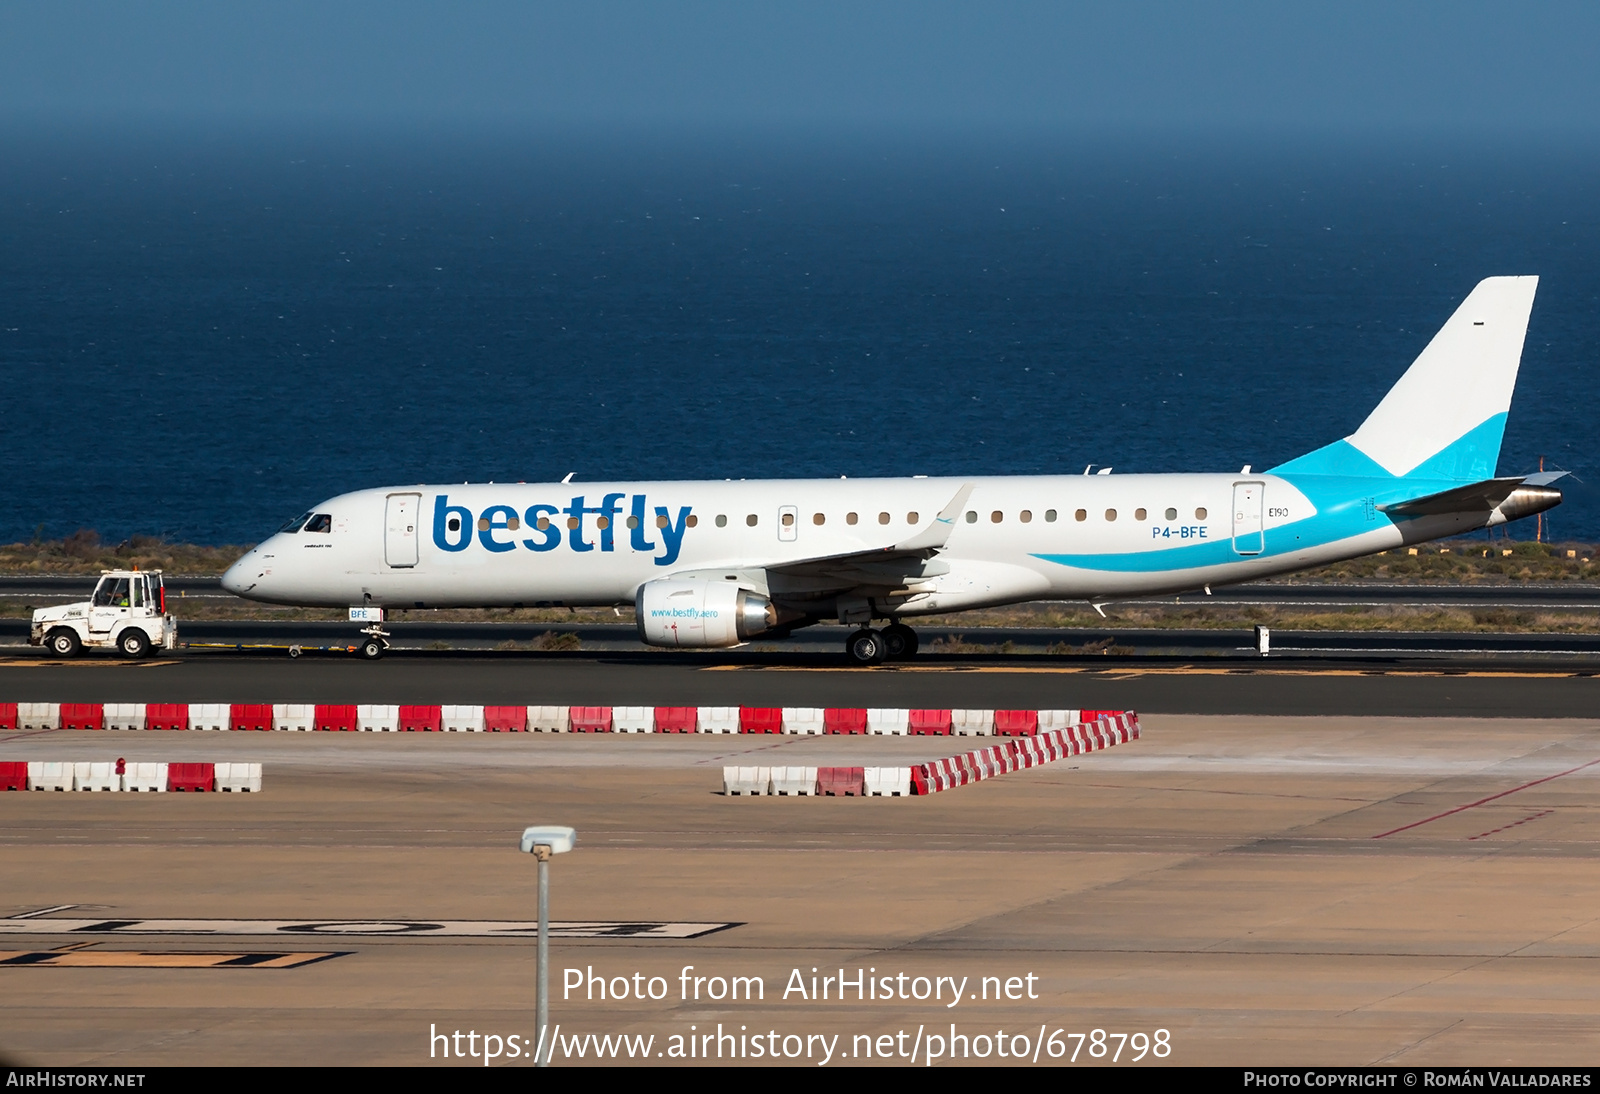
left=882, top=622, right=919, bottom=660
left=46, top=628, right=81, bottom=659
left=845, top=628, right=886, bottom=666
left=117, top=628, right=151, bottom=659
left=359, top=639, right=386, bottom=661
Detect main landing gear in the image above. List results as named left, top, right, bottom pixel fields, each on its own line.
left=844, top=623, right=919, bottom=666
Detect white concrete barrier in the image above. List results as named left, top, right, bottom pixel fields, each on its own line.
left=867, top=708, right=909, bottom=736
left=864, top=767, right=912, bottom=797
left=104, top=703, right=146, bottom=731
left=771, top=766, right=818, bottom=795
left=781, top=708, right=825, bottom=735
left=613, top=706, right=653, bottom=733
left=17, top=703, right=59, bottom=731
left=953, top=709, right=994, bottom=736
left=357, top=704, right=399, bottom=732
left=441, top=705, right=486, bottom=732
left=123, top=762, right=168, bottom=792
left=698, top=707, right=739, bottom=734
left=273, top=703, right=315, bottom=732
left=722, top=766, right=771, bottom=795
left=527, top=705, right=570, bottom=732
left=72, top=761, right=121, bottom=791
left=215, top=762, right=263, bottom=792
left=27, top=761, right=73, bottom=791
left=189, top=703, right=229, bottom=731
left=1038, top=709, right=1080, bottom=732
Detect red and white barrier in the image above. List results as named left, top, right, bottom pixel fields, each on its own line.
left=771, top=766, right=818, bottom=795
left=697, top=707, right=739, bottom=734
left=613, top=706, right=652, bottom=734
left=867, top=708, right=909, bottom=736
left=358, top=704, right=399, bottom=732
left=104, top=703, right=146, bottom=731
left=441, top=705, right=486, bottom=733
left=184, top=704, right=224, bottom=731
left=723, top=766, right=770, bottom=795
left=273, top=703, right=314, bottom=732
left=781, top=708, right=825, bottom=735
left=652, top=706, right=697, bottom=733
left=739, top=707, right=782, bottom=734
left=527, top=705, right=569, bottom=733
left=18, top=703, right=60, bottom=731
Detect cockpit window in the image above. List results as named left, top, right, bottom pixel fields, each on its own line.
left=278, top=511, right=313, bottom=534
left=303, top=513, right=332, bottom=534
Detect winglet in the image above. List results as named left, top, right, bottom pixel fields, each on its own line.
left=894, top=483, right=975, bottom=552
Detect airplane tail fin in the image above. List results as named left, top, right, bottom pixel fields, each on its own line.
left=1271, top=276, right=1538, bottom=481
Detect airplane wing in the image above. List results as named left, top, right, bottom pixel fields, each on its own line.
left=1377, top=472, right=1568, bottom=517
left=761, top=483, right=975, bottom=592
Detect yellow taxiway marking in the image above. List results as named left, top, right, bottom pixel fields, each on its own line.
left=703, top=665, right=1586, bottom=679
left=0, top=942, right=344, bottom=969
left=0, top=659, right=178, bottom=668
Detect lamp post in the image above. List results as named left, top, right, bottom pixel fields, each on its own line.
left=519, top=825, right=576, bottom=1067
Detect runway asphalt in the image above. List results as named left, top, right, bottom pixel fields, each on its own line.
left=0, top=646, right=1598, bottom=717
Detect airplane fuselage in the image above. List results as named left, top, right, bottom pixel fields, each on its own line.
left=224, top=471, right=1497, bottom=615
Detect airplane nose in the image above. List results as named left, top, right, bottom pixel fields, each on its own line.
left=220, top=555, right=255, bottom=596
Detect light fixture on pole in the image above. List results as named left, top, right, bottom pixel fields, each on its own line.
left=519, top=825, right=576, bottom=1068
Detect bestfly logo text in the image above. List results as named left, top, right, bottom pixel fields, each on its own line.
left=433, top=494, right=693, bottom=566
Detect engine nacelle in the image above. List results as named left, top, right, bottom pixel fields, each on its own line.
left=635, top=579, right=777, bottom=648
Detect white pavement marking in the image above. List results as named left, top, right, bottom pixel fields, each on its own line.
left=0, top=912, right=737, bottom=939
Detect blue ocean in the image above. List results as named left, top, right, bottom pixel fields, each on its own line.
left=1, top=126, right=1595, bottom=546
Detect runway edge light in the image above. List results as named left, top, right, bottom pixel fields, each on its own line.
left=520, top=826, right=576, bottom=855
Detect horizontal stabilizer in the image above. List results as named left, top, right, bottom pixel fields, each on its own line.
left=1378, top=472, right=1566, bottom=520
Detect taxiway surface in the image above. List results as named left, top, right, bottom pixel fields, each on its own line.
left=4, top=716, right=1600, bottom=1066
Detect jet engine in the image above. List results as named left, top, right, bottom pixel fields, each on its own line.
left=635, top=579, right=777, bottom=648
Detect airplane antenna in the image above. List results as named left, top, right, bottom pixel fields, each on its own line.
left=561, top=472, right=575, bottom=484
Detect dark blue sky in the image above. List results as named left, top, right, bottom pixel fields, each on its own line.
left=1, top=1, right=1598, bottom=133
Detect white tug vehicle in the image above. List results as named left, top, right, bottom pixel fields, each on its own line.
left=30, top=569, right=178, bottom=658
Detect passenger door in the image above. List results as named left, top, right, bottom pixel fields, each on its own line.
left=385, top=493, right=421, bottom=567
left=1232, top=481, right=1265, bottom=555
left=778, top=505, right=798, bottom=543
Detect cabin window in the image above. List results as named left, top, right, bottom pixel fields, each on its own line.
left=846, top=512, right=858, bottom=525
left=991, top=511, right=1003, bottom=523
left=1105, top=509, right=1117, bottom=521
left=1075, top=509, right=1087, bottom=522
left=782, top=512, right=795, bottom=527
left=685, top=515, right=698, bottom=528
left=1134, top=508, right=1147, bottom=521
left=1165, top=508, right=1177, bottom=520
left=813, top=513, right=826, bottom=525
left=878, top=512, right=890, bottom=525
left=568, top=517, right=582, bottom=530
left=1045, top=509, right=1057, bottom=522
left=536, top=517, right=551, bottom=531
left=595, top=516, right=609, bottom=530
left=446, top=517, right=460, bottom=533
left=1195, top=507, right=1208, bottom=520
left=656, top=514, right=669, bottom=528
left=746, top=514, right=758, bottom=527
left=304, top=513, right=332, bottom=534
left=477, top=517, right=490, bottom=532
left=906, top=511, right=919, bottom=524
left=1019, top=510, right=1032, bottom=523
left=626, top=515, right=640, bottom=529
left=965, top=511, right=978, bottom=523
left=715, top=514, right=727, bottom=528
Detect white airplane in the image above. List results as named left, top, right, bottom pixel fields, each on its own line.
left=222, top=276, right=1563, bottom=664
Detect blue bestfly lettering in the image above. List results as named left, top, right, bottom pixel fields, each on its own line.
left=432, top=493, right=692, bottom=566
